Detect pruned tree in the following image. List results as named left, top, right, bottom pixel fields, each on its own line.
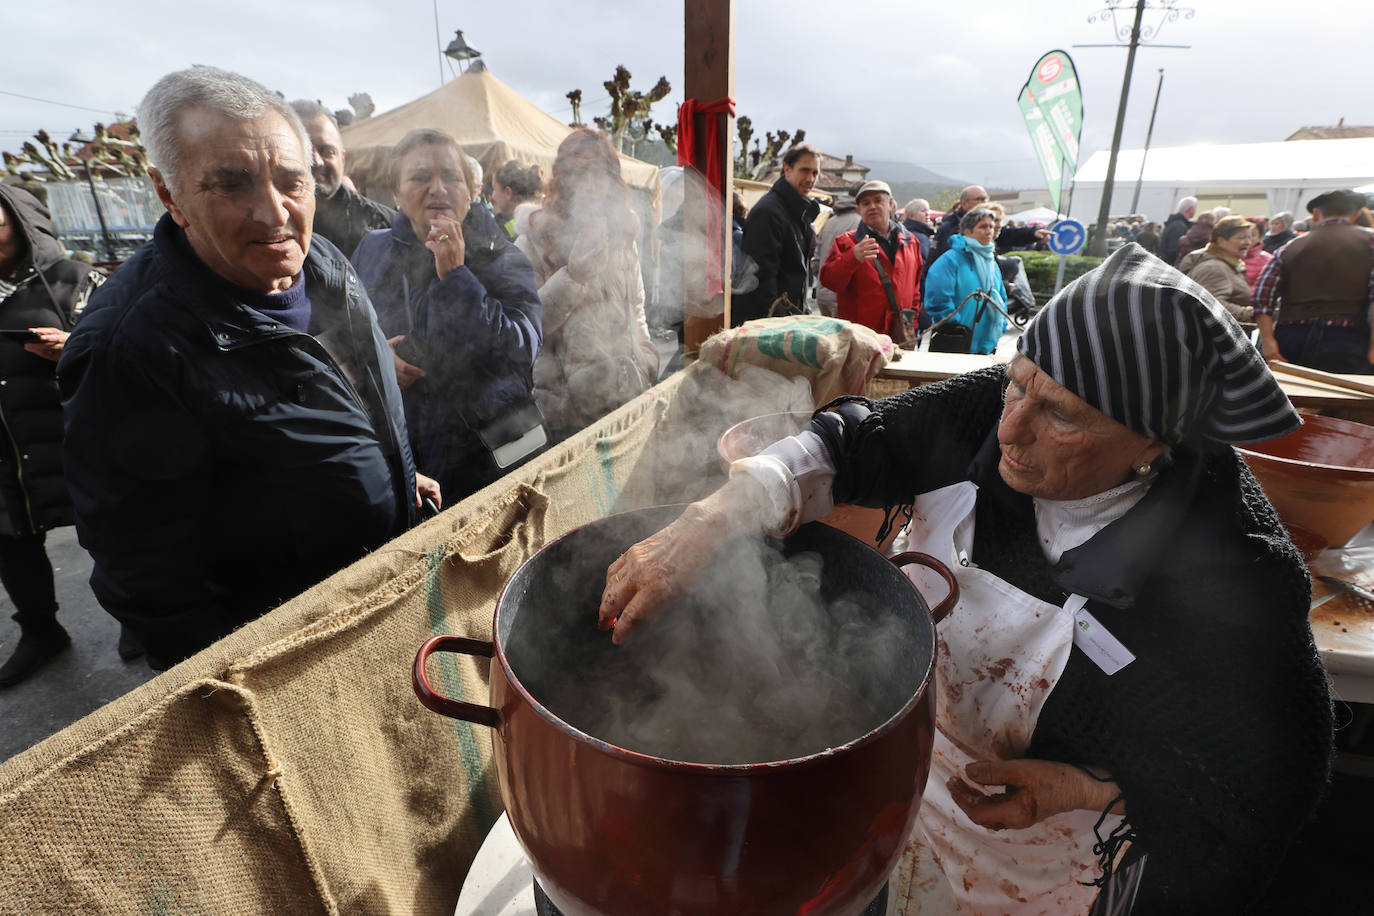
left=566, top=89, right=584, bottom=127
left=3, top=123, right=148, bottom=182
left=570, top=65, right=672, bottom=156
left=734, top=119, right=806, bottom=180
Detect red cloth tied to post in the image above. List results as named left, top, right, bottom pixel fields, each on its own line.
left=677, top=97, right=736, bottom=295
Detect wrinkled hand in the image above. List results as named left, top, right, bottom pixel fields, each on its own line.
left=426, top=216, right=465, bottom=278
left=416, top=472, right=442, bottom=510
left=387, top=335, right=426, bottom=390
left=852, top=237, right=881, bottom=263
left=598, top=504, right=724, bottom=644
left=568, top=219, right=609, bottom=285
left=948, top=759, right=1122, bottom=831
left=23, top=327, right=68, bottom=362
left=1261, top=336, right=1285, bottom=362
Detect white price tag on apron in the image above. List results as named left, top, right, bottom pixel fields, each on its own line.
left=1066, top=594, right=1135, bottom=675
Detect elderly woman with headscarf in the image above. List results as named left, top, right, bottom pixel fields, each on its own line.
left=598, top=244, right=1332, bottom=914
left=923, top=207, right=1009, bottom=354
left=517, top=128, right=659, bottom=441
left=352, top=128, right=543, bottom=503
left=1180, top=215, right=1258, bottom=322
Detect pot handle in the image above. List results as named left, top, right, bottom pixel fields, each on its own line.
left=888, top=552, right=959, bottom=624
left=412, top=634, right=502, bottom=728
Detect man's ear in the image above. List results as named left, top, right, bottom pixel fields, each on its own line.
left=150, top=169, right=189, bottom=228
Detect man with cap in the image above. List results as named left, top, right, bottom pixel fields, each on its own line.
left=1254, top=188, right=1374, bottom=373
left=289, top=100, right=396, bottom=259
left=818, top=180, right=922, bottom=340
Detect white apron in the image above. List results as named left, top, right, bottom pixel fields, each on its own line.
left=887, top=481, right=1124, bottom=916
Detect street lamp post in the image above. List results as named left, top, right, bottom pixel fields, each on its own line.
left=1077, top=1, right=1192, bottom=256
left=1129, top=68, right=1165, bottom=216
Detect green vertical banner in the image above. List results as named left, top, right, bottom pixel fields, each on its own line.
left=1017, top=91, right=1063, bottom=212
left=1017, top=50, right=1085, bottom=214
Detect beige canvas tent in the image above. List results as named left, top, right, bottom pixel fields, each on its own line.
left=340, top=68, right=660, bottom=202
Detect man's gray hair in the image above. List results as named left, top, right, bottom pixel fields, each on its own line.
left=904, top=198, right=929, bottom=214
left=139, top=66, right=311, bottom=193
left=1177, top=195, right=1197, bottom=213
left=960, top=207, right=997, bottom=233
left=288, top=99, right=337, bottom=129
left=1270, top=210, right=1294, bottom=228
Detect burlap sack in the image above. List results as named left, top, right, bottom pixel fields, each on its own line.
left=0, top=356, right=842, bottom=915
left=698, top=315, right=895, bottom=407
left=0, top=371, right=682, bottom=916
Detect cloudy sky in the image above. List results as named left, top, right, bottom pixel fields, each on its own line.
left=2, top=0, right=1368, bottom=194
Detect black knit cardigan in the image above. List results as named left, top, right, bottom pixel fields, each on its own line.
left=811, top=366, right=1334, bottom=913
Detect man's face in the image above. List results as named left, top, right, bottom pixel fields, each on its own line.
left=301, top=114, right=345, bottom=199
left=960, top=186, right=989, bottom=212
left=154, top=107, right=314, bottom=294
left=857, top=191, right=891, bottom=233
left=0, top=201, right=22, bottom=276
left=783, top=154, right=819, bottom=196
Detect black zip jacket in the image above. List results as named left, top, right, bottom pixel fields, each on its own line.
left=811, top=367, right=1333, bottom=912
left=58, top=215, right=417, bottom=668
left=734, top=177, right=819, bottom=325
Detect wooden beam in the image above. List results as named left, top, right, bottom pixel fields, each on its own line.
left=682, top=0, right=735, bottom=350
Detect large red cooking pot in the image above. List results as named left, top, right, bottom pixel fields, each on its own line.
left=413, top=505, right=955, bottom=916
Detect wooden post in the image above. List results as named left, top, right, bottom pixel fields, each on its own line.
left=682, top=0, right=735, bottom=353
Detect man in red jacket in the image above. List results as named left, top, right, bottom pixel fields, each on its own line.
left=819, top=179, right=922, bottom=338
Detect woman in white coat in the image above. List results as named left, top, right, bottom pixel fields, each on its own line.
left=517, top=129, right=658, bottom=440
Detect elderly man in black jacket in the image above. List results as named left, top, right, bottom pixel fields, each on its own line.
left=289, top=100, right=396, bottom=259
left=1158, top=196, right=1196, bottom=265
left=0, top=186, right=103, bottom=686
left=732, top=144, right=821, bottom=325
left=58, top=66, right=438, bottom=671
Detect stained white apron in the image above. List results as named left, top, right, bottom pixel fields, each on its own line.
left=887, top=481, right=1124, bottom=916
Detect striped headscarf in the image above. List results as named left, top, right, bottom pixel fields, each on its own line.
left=1018, top=243, right=1299, bottom=446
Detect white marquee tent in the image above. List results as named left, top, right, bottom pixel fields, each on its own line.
left=1068, top=137, right=1374, bottom=223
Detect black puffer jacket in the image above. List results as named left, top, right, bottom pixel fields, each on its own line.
left=812, top=367, right=1333, bottom=912
left=733, top=177, right=818, bottom=325
left=0, top=184, right=100, bottom=537
left=59, top=215, right=417, bottom=668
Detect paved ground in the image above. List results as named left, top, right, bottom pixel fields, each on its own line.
left=0, top=527, right=154, bottom=761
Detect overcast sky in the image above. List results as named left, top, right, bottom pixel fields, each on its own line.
left=3, top=0, right=1368, bottom=195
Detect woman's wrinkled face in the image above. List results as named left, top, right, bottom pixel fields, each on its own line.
left=998, top=356, right=1166, bottom=500
left=395, top=143, right=469, bottom=238
left=1215, top=229, right=1250, bottom=260
left=966, top=216, right=997, bottom=246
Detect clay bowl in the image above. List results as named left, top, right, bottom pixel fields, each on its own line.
left=1237, top=414, right=1374, bottom=549
left=718, top=411, right=898, bottom=552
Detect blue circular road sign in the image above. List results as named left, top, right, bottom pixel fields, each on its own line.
left=1048, top=219, right=1086, bottom=256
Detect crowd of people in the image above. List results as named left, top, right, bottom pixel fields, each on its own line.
left=0, top=65, right=659, bottom=685
left=0, top=58, right=1363, bottom=916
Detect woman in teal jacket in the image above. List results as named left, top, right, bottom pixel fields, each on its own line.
left=924, top=208, right=1008, bottom=354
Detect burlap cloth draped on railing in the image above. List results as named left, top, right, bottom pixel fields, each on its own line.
left=0, top=359, right=832, bottom=915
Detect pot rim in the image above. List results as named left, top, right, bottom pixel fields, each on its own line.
left=1237, top=414, right=1374, bottom=477
left=492, top=505, right=937, bottom=774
